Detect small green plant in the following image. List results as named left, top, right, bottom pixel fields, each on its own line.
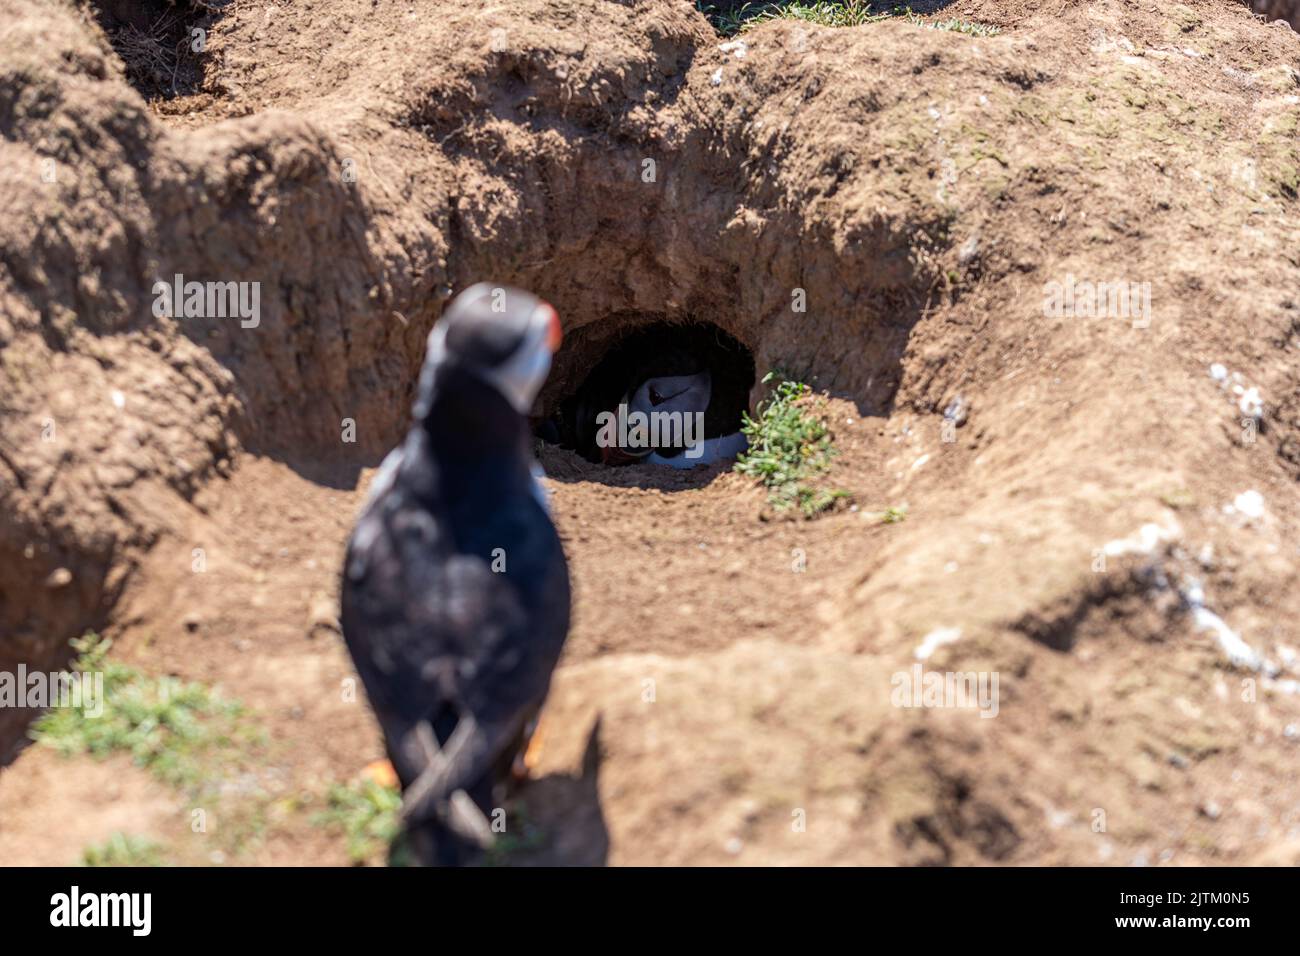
left=1159, top=487, right=1196, bottom=510
left=315, top=778, right=403, bottom=864
left=879, top=505, right=908, bottom=524
left=893, top=8, right=1002, bottom=36
left=482, top=800, right=548, bottom=866
left=704, top=1, right=885, bottom=33
left=696, top=2, right=1000, bottom=36
left=917, top=15, right=1002, bottom=37
left=30, top=633, right=256, bottom=789
left=735, top=371, right=846, bottom=516
left=695, top=1, right=767, bottom=36
left=81, top=832, right=169, bottom=867
left=756, top=1, right=883, bottom=29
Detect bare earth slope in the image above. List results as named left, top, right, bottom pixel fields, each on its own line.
left=1, top=0, right=1299, bottom=865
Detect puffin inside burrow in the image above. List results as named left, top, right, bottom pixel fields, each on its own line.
left=540, top=323, right=754, bottom=467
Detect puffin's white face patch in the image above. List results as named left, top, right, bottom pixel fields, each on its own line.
left=412, top=322, right=450, bottom=421
left=414, top=303, right=553, bottom=416
left=628, top=370, right=712, bottom=418
left=483, top=307, right=553, bottom=414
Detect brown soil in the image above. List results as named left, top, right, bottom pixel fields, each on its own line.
left=2, top=0, right=1300, bottom=866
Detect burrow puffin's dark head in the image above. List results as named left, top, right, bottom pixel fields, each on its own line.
left=414, top=283, right=563, bottom=419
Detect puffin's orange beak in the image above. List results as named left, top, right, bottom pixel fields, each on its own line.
left=543, top=304, right=562, bottom=353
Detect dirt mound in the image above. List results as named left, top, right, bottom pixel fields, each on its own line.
left=2, top=0, right=1299, bottom=864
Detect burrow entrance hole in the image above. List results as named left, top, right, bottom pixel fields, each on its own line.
left=535, top=320, right=756, bottom=469
left=89, top=0, right=227, bottom=100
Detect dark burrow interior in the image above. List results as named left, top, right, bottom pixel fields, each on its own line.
left=90, top=0, right=224, bottom=100
left=535, top=321, right=756, bottom=468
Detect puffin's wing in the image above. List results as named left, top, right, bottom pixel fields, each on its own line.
left=340, top=483, right=467, bottom=768
left=396, top=492, right=570, bottom=825
left=341, top=475, right=569, bottom=797
left=455, top=492, right=571, bottom=729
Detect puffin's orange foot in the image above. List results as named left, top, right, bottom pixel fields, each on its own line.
left=362, top=758, right=399, bottom=789
left=511, top=714, right=549, bottom=782
left=600, top=444, right=650, bottom=466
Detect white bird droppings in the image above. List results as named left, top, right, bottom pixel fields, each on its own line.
left=1238, top=386, right=1263, bottom=420
left=914, top=627, right=962, bottom=661
left=1181, top=577, right=1271, bottom=675
left=1193, top=605, right=1266, bottom=673
left=1226, top=490, right=1265, bottom=520
left=1210, top=364, right=1263, bottom=420
left=1102, top=520, right=1180, bottom=557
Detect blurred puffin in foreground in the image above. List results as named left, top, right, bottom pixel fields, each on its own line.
left=340, top=283, right=571, bottom=866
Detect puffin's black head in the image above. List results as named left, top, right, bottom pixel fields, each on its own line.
left=414, top=283, right=563, bottom=420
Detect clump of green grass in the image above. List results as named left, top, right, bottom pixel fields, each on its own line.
left=698, top=0, right=884, bottom=34
left=735, top=372, right=848, bottom=517
left=81, top=832, right=169, bottom=867
left=750, top=1, right=885, bottom=29
left=482, top=800, right=548, bottom=866
left=879, top=505, right=908, bottom=524
left=696, top=2, right=999, bottom=37
left=695, top=1, right=764, bottom=35
left=316, top=780, right=552, bottom=867
left=30, top=633, right=256, bottom=789
left=315, top=778, right=403, bottom=865
left=900, top=11, right=1002, bottom=37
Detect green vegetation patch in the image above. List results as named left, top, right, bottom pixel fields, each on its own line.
left=31, top=633, right=258, bottom=790
left=735, top=372, right=848, bottom=517
left=696, top=2, right=1000, bottom=37
left=81, top=832, right=169, bottom=868
left=315, top=777, right=403, bottom=865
